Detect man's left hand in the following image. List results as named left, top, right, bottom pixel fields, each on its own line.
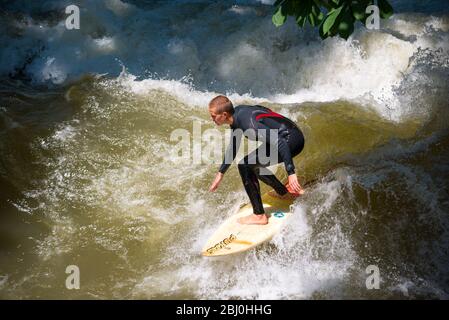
left=288, top=173, right=304, bottom=194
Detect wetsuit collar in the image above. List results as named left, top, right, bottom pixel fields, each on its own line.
left=230, top=109, right=238, bottom=129
left=230, top=116, right=236, bottom=129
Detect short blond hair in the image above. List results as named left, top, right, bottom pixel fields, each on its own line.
left=208, top=95, right=234, bottom=115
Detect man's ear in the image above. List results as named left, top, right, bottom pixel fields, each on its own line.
left=222, top=111, right=229, bottom=118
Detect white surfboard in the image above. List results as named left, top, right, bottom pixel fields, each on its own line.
left=201, top=190, right=295, bottom=257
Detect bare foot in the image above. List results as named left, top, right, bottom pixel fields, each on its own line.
left=237, top=213, right=269, bottom=225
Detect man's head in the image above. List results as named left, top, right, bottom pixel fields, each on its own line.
left=208, top=95, right=234, bottom=126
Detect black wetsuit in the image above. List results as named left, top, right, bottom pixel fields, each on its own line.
left=219, top=105, right=305, bottom=214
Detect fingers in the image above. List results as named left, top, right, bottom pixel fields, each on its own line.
left=289, top=177, right=301, bottom=193
left=295, top=182, right=305, bottom=194
left=209, top=178, right=220, bottom=192
left=209, top=173, right=223, bottom=192
left=292, top=181, right=300, bottom=193
left=209, top=182, right=218, bottom=192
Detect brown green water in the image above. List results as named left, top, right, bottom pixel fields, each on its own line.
left=1, top=75, right=448, bottom=299
left=1, top=0, right=449, bottom=299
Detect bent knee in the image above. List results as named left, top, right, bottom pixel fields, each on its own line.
left=237, top=162, right=249, bottom=172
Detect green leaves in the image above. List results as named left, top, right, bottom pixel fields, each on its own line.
left=337, top=5, right=355, bottom=39
left=272, top=6, right=287, bottom=27
left=273, top=0, right=325, bottom=29
left=378, top=0, right=394, bottom=19
left=322, top=5, right=343, bottom=36
left=309, top=2, right=325, bottom=27
left=272, top=0, right=394, bottom=41
left=351, top=0, right=367, bottom=21
left=319, top=3, right=355, bottom=39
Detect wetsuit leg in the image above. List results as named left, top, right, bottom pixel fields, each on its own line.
left=238, top=158, right=265, bottom=214
left=238, top=127, right=305, bottom=215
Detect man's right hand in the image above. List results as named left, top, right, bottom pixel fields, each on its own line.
left=209, top=172, right=223, bottom=192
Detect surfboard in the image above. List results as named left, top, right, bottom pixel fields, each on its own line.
left=201, top=189, right=295, bottom=257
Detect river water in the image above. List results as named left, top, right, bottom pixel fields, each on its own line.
left=0, top=0, right=448, bottom=299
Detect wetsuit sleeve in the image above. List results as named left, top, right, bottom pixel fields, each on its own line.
left=219, top=129, right=242, bottom=174
left=256, top=122, right=296, bottom=175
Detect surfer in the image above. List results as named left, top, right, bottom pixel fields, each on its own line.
left=208, top=95, right=305, bottom=225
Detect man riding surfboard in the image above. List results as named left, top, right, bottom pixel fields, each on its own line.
left=208, top=95, right=305, bottom=225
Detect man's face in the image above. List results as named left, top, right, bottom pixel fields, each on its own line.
left=209, top=107, right=227, bottom=126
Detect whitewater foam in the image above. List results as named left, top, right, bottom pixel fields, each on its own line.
left=1, top=1, right=448, bottom=121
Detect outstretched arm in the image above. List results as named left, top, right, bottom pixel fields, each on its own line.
left=218, top=129, right=242, bottom=174
left=209, top=129, right=242, bottom=192
left=209, top=172, right=223, bottom=192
